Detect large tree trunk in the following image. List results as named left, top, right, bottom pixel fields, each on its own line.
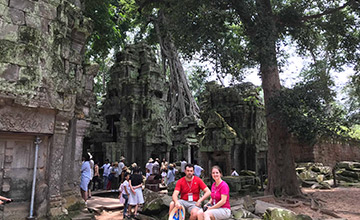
left=256, top=0, right=301, bottom=196
left=262, top=64, right=301, bottom=196
left=152, top=10, right=200, bottom=124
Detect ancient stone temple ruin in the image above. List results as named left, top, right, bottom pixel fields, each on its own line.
left=199, top=82, right=268, bottom=176
left=86, top=44, right=268, bottom=177
left=0, top=0, right=95, bottom=219
left=85, top=44, right=205, bottom=169
left=85, top=44, right=173, bottom=168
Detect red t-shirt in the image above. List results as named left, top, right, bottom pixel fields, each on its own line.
left=175, top=176, right=207, bottom=201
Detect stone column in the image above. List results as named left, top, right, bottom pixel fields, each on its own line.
left=73, top=120, right=90, bottom=187
left=48, top=112, right=70, bottom=216
left=187, top=144, right=191, bottom=164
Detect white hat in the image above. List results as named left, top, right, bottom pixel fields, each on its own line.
left=148, top=158, right=154, bottom=163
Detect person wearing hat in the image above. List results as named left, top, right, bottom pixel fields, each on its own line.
left=167, top=163, right=176, bottom=185
left=101, top=159, right=111, bottom=190
left=111, top=162, right=120, bottom=189
left=146, top=158, right=154, bottom=175
left=118, top=156, right=125, bottom=183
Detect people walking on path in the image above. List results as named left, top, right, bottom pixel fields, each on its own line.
left=88, top=154, right=94, bottom=198
left=80, top=154, right=92, bottom=205
left=167, top=164, right=176, bottom=185
left=161, top=158, right=168, bottom=170
left=161, top=168, right=167, bottom=185
left=101, top=159, right=111, bottom=190
left=145, top=158, right=154, bottom=175
left=119, top=172, right=130, bottom=219
left=169, top=164, right=211, bottom=220
left=231, top=168, right=239, bottom=176
left=197, top=166, right=231, bottom=220
left=92, top=161, right=101, bottom=190
left=111, top=162, right=120, bottom=189
left=118, top=157, right=125, bottom=183
left=128, top=166, right=144, bottom=218
left=180, top=158, right=187, bottom=177
left=194, top=160, right=204, bottom=178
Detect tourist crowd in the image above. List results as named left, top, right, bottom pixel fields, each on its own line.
left=80, top=155, right=237, bottom=219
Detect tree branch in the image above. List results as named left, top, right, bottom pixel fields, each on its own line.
left=302, top=1, right=352, bottom=21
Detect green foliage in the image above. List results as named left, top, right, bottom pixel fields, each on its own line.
left=188, top=66, right=209, bottom=102
left=84, top=0, right=138, bottom=60
left=348, top=125, right=360, bottom=139
left=270, top=79, right=351, bottom=143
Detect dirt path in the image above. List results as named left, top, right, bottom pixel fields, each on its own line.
left=260, top=187, right=360, bottom=220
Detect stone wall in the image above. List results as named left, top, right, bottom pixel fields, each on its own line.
left=292, top=137, right=360, bottom=167
left=0, top=0, right=95, bottom=219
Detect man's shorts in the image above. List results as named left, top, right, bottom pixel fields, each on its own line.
left=205, top=208, right=231, bottom=219
left=178, top=199, right=201, bottom=213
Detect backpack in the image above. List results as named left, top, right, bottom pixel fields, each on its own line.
left=119, top=183, right=124, bottom=194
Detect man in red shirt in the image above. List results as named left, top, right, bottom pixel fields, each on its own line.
left=169, top=164, right=211, bottom=220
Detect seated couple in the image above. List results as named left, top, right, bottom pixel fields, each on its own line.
left=169, top=164, right=231, bottom=220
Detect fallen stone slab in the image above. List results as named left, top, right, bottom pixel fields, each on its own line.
left=254, top=200, right=285, bottom=215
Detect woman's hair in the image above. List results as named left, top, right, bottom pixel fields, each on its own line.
left=133, top=167, right=140, bottom=173
left=83, top=154, right=90, bottom=161
left=124, top=172, right=130, bottom=178
left=211, top=165, right=223, bottom=175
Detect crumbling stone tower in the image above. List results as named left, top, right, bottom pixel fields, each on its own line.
left=199, top=82, right=268, bottom=176
left=86, top=44, right=172, bottom=168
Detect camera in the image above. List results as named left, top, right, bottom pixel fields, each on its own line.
left=5, top=199, right=12, bottom=204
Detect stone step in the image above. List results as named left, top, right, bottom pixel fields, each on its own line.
left=71, top=212, right=95, bottom=220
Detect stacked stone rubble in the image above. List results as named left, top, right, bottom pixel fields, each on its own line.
left=0, top=0, right=95, bottom=219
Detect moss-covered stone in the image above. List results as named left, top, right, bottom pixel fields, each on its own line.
left=263, top=208, right=297, bottom=220
left=19, top=25, right=42, bottom=45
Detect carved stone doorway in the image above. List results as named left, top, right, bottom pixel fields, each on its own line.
left=0, top=133, right=49, bottom=219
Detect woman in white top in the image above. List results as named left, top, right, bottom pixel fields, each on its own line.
left=80, top=154, right=91, bottom=204
left=119, top=172, right=130, bottom=218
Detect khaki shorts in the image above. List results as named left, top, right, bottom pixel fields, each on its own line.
left=205, top=208, right=231, bottom=219
left=178, top=199, right=201, bottom=213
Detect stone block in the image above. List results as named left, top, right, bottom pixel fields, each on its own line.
left=68, top=50, right=82, bottom=64
left=36, top=1, right=57, bottom=20
left=18, top=66, right=40, bottom=84
left=9, top=0, right=35, bottom=12
left=0, top=18, right=18, bottom=42
left=0, top=4, right=12, bottom=23
left=25, top=13, right=42, bottom=30
left=9, top=7, right=25, bottom=25
left=0, top=63, right=20, bottom=82
left=61, top=37, right=71, bottom=59
left=2, top=182, right=10, bottom=192
left=0, top=0, right=8, bottom=6
left=39, top=0, right=61, bottom=7
left=41, top=17, right=51, bottom=33
left=19, top=25, right=42, bottom=45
